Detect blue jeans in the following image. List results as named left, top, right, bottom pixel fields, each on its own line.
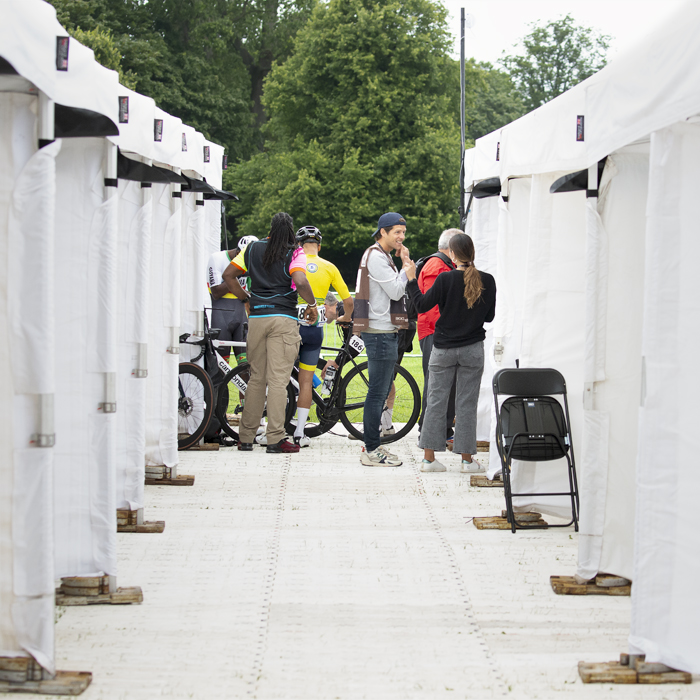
left=361, top=332, right=399, bottom=452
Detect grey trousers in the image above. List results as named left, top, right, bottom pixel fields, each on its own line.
left=419, top=342, right=484, bottom=454
left=418, top=334, right=456, bottom=439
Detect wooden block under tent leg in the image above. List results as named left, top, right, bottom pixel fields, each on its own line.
left=550, top=573, right=631, bottom=596
left=116, top=508, right=165, bottom=533
left=473, top=511, right=548, bottom=529
left=476, top=441, right=489, bottom=452
left=55, top=575, right=143, bottom=606
left=183, top=442, right=219, bottom=451
left=144, top=464, right=194, bottom=486
left=578, top=654, right=691, bottom=684
left=0, top=657, right=91, bottom=696
left=470, top=474, right=503, bottom=488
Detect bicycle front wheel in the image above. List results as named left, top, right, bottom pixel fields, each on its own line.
left=216, top=362, right=297, bottom=441
left=178, top=362, right=214, bottom=450
left=338, top=361, right=420, bottom=443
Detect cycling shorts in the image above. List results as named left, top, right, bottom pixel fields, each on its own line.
left=298, top=325, right=324, bottom=371
left=211, top=297, right=247, bottom=355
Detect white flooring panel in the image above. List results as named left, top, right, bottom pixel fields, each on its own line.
left=39, top=429, right=697, bottom=700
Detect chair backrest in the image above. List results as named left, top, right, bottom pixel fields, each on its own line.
left=500, top=396, right=569, bottom=460
left=493, top=368, right=566, bottom=397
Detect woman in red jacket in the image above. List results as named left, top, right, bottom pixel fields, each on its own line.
left=405, top=233, right=496, bottom=473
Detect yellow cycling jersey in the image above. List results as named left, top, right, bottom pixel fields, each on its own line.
left=300, top=254, right=350, bottom=303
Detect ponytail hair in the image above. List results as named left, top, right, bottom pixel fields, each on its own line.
left=449, top=233, right=483, bottom=308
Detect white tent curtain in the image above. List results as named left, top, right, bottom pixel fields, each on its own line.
left=115, top=179, right=151, bottom=509
left=145, top=181, right=180, bottom=467
left=628, top=122, right=700, bottom=673
left=0, top=93, right=58, bottom=674
left=576, top=147, right=648, bottom=582
left=467, top=195, right=499, bottom=442
left=486, top=177, right=532, bottom=479
left=180, top=191, right=206, bottom=341
left=53, top=137, right=117, bottom=579
left=511, top=175, right=587, bottom=518
left=112, top=88, right=156, bottom=510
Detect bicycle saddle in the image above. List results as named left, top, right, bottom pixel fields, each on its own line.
left=209, top=328, right=221, bottom=340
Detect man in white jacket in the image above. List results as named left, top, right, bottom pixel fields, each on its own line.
left=352, top=212, right=413, bottom=466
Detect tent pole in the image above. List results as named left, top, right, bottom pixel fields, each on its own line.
left=459, top=8, right=466, bottom=227
left=221, top=201, right=229, bottom=251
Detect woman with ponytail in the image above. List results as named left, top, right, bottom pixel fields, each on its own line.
left=405, top=233, right=496, bottom=473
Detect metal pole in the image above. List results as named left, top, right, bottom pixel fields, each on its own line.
left=459, top=8, right=466, bottom=225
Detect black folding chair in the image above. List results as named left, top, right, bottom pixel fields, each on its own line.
left=492, top=368, right=579, bottom=533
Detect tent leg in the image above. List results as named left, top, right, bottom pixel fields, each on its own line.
left=550, top=574, right=631, bottom=596
left=579, top=654, right=692, bottom=684
left=144, top=465, right=194, bottom=485
left=55, top=576, right=142, bottom=606
left=0, top=656, right=91, bottom=695
left=117, top=507, right=165, bottom=533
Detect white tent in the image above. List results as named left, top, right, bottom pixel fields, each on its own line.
left=145, top=109, right=185, bottom=470
left=0, top=0, right=119, bottom=675
left=111, top=88, right=157, bottom=511
left=52, top=36, right=121, bottom=584
left=465, top=0, right=700, bottom=671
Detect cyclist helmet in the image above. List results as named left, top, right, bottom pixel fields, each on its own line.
left=237, top=235, right=258, bottom=250
left=295, top=226, right=322, bottom=244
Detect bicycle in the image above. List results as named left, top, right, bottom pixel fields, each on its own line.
left=215, top=321, right=421, bottom=444
left=177, top=319, right=233, bottom=450
left=180, top=312, right=297, bottom=447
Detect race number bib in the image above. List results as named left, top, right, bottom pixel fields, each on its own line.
left=348, top=334, right=365, bottom=355
left=297, top=304, right=327, bottom=326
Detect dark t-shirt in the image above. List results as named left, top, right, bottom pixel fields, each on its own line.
left=406, top=269, right=496, bottom=349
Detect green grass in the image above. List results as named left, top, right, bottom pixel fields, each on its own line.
left=226, top=321, right=425, bottom=424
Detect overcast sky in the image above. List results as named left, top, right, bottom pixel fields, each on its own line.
left=441, top=0, right=687, bottom=65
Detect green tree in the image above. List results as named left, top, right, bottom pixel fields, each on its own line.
left=46, top=0, right=315, bottom=162
left=466, top=61, right=525, bottom=141
left=228, top=0, right=462, bottom=277
left=501, top=14, right=610, bottom=112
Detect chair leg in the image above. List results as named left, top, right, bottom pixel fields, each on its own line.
left=502, top=461, right=517, bottom=534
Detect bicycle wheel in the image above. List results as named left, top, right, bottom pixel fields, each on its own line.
left=178, top=362, right=214, bottom=450
left=215, top=362, right=297, bottom=441
left=338, top=361, right=420, bottom=443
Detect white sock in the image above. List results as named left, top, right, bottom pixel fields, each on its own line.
left=295, top=407, right=310, bottom=438
left=381, top=405, right=393, bottom=430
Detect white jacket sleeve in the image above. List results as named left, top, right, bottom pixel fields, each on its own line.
left=367, top=252, right=407, bottom=301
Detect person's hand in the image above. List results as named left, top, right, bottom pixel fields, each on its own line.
left=398, top=244, right=411, bottom=264
left=304, top=305, right=319, bottom=325
left=321, top=359, right=339, bottom=380
left=404, top=258, right=416, bottom=281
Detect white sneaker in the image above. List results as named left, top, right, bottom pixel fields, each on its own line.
left=377, top=445, right=398, bottom=458
left=361, top=448, right=402, bottom=467
left=421, top=459, right=446, bottom=473
left=461, top=458, right=484, bottom=473
left=380, top=425, right=395, bottom=437
left=255, top=433, right=267, bottom=445
left=294, top=435, right=311, bottom=448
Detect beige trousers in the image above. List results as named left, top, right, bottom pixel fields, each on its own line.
left=240, top=316, right=300, bottom=445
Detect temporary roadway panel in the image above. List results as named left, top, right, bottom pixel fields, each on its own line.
left=49, top=433, right=698, bottom=698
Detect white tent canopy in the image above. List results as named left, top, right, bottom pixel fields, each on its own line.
left=0, top=0, right=226, bottom=678
left=465, top=0, right=700, bottom=672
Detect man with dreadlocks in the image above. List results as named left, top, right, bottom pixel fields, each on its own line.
left=223, top=212, right=318, bottom=453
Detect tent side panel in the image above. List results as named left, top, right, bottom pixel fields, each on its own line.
left=53, top=138, right=117, bottom=579
left=629, top=123, right=700, bottom=673
left=513, top=174, right=587, bottom=518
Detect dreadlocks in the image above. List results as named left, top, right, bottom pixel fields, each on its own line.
left=262, top=212, right=296, bottom=269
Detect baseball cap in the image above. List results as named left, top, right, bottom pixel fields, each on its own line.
left=373, top=212, right=406, bottom=237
